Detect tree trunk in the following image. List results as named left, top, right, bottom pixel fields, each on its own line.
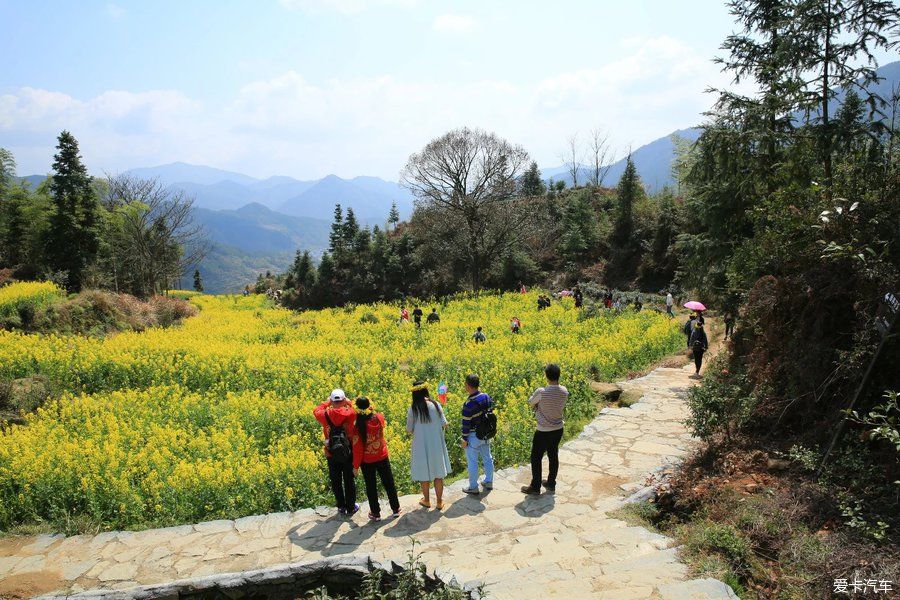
left=822, top=0, right=833, bottom=197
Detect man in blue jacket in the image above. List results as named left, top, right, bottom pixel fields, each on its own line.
left=460, top=374, right=494, bottom=495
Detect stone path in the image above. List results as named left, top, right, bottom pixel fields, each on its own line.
left=0, top=361, right=736, bottom=600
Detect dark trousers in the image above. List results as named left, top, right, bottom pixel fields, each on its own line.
left=327, top=457, right=356, bottom=512
left=361, top=458, right=400, bottom=517
left=724, top=322, right=734, bottom=339
left=530, top=428, right=564, bottom=489
left=694, top=349, right=705, bottom=372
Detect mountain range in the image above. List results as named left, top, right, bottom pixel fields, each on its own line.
left=18, top=60, right=899, bottom=293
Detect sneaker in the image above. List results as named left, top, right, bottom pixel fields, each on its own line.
left=368, top=512, right=381, bottom=522
left=347, top=503, right=360, bottom=516
left=520, top=485, right=541, bottom=495
left=541, top=480, right=556, bottom=492
left=337, top=507, right=347, bottom=515
left=462, top=487, right=480, bottom=495
left=391, top=508, right=402, bottom=518
left=481, top=481, right=493, bottom=490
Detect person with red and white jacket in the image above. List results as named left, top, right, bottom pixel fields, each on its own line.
left=313, top=389, right=359, bottom=516
left=352, top=396, right=401, bottom=521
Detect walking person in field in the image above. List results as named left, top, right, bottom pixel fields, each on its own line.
left=460, top=374, right=495, bottom=495
left=689, top=321, right=709, bottom=377
left=406, top=381, right=451, bottom=510
left=472, top=326, right=486, bottom=343
left=353, top=397, right=401, bottom=522
left=665, top=292, right=674, bottom=317
left=313, top=389, right=359, bottom=516
left=521, top=364, right=568, bottom=495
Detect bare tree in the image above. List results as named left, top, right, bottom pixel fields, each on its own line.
left=401, top=127, right=534, bottom=290
left=104, top=174, right=208, bottom=297
left=587, top=127, right=615, bottom=187
left=560, top=133, right=583, bottom=188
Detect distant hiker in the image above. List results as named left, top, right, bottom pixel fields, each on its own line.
left=519, top=282, right=528, bottom=294
left=604, top=292, right=613, bottom=309
left=460, top=374, right=495, bottom=495
left=313, top=389, right=359, bottom=516
left=522, top=364, right=568, bottom=495
left=724, top=311, right=736, bottom=340
left=689, top=321, right=709, bottom=376
left=353, top=397, right=401, bottom=522
left=427, top=308, right=440, bottom=324
left=399, top=306, right=410, bottom=324
left=412, top=306, right=424, bottom=328
left=242, top=287, right=250, bottom=297
left=406, top=381, right=451, bottom=510
left=573, top=287, right=583, bottom=308
left=613, top=298, right=621, bottom=313
left=472, top=326, right=486, bottom=343
left=684, top=313, right=697, bottom=346
left=634, top=296, right=643, bottom=312
left=665, top=292, right=674, bottom=317
left=510, top=316, right=521, bottom=334
left=537, top=295, right=547, bottom=311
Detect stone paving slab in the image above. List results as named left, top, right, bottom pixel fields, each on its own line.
left=0, top=362, right=737, bottom=600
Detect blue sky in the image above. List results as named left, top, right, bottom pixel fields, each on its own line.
left=1, top=0, right=893, bottom=180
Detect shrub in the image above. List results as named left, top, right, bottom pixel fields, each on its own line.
left=686, top=354, right=758, bottom=443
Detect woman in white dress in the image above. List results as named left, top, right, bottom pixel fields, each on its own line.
left=406, top=381, right=451, bottom=509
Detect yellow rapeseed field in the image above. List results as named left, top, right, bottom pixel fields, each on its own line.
left=0, top=288, right=682, bottom=530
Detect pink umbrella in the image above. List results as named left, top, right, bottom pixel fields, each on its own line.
left=683, top=301, right=707, bottom=311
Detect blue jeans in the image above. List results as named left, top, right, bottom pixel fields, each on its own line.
left=465, top=432, right=494, bottom=489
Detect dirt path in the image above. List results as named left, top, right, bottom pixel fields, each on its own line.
left=0, top=357, right=735, bottom=599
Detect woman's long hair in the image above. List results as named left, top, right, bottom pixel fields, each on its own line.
left=355, top=396, right=373, bottom=445
left=410, top=381, right=432, bottom=423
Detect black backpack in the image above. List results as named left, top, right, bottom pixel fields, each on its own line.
left=475, top=400, right=498, bottom=440
left=325, top=412, right=353, bottom=464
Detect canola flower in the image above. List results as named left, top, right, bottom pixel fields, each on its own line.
left=0, top=290, right=682, bottom=530
left=0, top=281, right=64, bottom=319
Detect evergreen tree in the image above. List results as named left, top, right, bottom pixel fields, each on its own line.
left=44, top=131, right=101, bottom=291
left=1, top=186, right=27, bottom=267
left=313, top=252, right=338, bottom=307
left=560, top=190, right=600, bottom=266
left=607, top=156, right=643, bottom=284
left=0, top=148, right=16, bottom=195
left=520, top=161, right=546, bottom=196
left=387, top=202, right=400, bottom=230
left=192, top=269, right=203, bottom=292
left=328, top=204, right=344, bottom=254
left=342, top=207, right=360, bottom=247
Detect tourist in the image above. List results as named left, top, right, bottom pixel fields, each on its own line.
left=510, top=316, right=521, bottom=334
left=399, top=306, right=410, bottom=324
left=604, top=292, right=613, bottom=309
left=522, top=364, right=568, bottom=495
left=427, top=308, right=440, bottom=324
left=573, top=286, right=583, bottom=308
left=313, top=389, right=359, bottom=516
left=353, top=397, right=401, bottom=522
left=683, top=313, right=697, bottom=346
left=412, top=306, right=424, bottom=328
left=724, top=311, right=736, bottom=340
left=537, top=295, right=546, bottom=311
left=613, top=298, right=621, bottom=313
left=460, top=374, right=495, bottom=495
left=689, top=321, right=709, bottom=376
left=406, top=381, right=451, bottom=510
left=665, top=292, right=674, bottom=317
left=472, top=326, right=486, bottom=343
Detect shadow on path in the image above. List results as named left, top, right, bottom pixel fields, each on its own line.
left=287, top=515, right=344, bottom=552
left=515, top=493, right=555, bottom=518
left=383, top=507, right=442, bottom=538
left=443, top=490, right=491, bottom=519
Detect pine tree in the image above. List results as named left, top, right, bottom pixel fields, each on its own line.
left=388, top=202, right=400, bottom=230
left=44, top=131, right=101, bottom=291
left=520, top=161, right=546, bottom=196
left=342, top=207, right=359, bottom=244
left=192, top=269, right=203, bottom=292
left=1, top=186, right=27, bottom=267
left=328, top=204, right=344, bottom=254
left=608, top=156, right=643, bottom=284
left=313, top=252, right=338, bottom=307
left=560, top=191, right=600, bottom=266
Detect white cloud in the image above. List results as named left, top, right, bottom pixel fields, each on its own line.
left=1, top=35, right=734, bottom=178
left=278, top=0, right=416, bottom=14
left=105, top=3, right=126, bottom=19
left=432, top=13, right=478, bottom=33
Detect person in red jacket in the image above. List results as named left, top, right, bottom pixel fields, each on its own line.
left=313, top=389, right=359, bottom=516
left=353, top=396, right=402, bottom=521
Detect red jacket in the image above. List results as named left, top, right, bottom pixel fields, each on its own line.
left=352, top=413, right=390, bottom=467
left=313, top=401, right=360, bottom=464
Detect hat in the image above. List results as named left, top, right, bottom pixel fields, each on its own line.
left=329, top=389, right=347, bottom=402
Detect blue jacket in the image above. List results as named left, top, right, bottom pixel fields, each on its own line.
left=461, top=391, right=492, bottom=440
